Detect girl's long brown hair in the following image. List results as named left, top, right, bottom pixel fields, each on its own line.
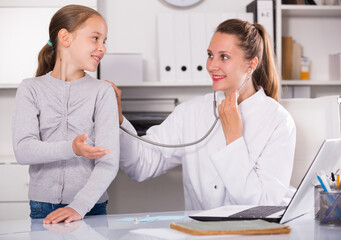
left=36, top=5, right=103, bottom=77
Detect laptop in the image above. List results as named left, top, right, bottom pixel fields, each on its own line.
left=190, top=138, right=341, bottom=224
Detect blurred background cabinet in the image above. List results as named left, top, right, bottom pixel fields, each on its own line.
left=0, top=155, right=29, bottom=221
left=275, top=1, right=341, bottom=98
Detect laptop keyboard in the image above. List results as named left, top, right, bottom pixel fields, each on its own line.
left=228, top=206, right=286, bottom=218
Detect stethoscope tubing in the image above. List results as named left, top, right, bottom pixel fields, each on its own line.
left=120, top=68, right=253, bottom=148
left=119, top=91, right=220, bottom=148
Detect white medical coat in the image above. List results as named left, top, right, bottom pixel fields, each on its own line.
left=120, top=89, right=296, bottom=211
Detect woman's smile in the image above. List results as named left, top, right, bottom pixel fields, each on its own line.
left=212, top=74, right=226, bottom=82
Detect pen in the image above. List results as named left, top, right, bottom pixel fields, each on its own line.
left=317, top=171, right=332, bottom=192
left=316, top=173, right=330, bottom=192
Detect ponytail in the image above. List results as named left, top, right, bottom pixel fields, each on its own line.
left=36, top=43, right=56, bottom=77
left=253, top=23, right=279, bottom=101
left=35, top=4, right=103, bottom=77
left=216, top=19, right=279, bottom=101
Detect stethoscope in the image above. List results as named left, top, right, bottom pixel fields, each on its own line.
left=120, top=68, right=254, bottom=148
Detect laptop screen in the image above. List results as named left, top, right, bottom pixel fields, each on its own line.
left=189, top=138, right=341, bottom=224
left=280, top=138, right=341, bottom=223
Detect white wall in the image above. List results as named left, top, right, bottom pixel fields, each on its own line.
left=0, top=89, right=16, bottom=156
left=98, top=0, right=252, bottom=83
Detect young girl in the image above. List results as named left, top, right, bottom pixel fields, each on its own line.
left=12, top=5, right=119, bottom=224
left=109, top=19, right=296, bottom=210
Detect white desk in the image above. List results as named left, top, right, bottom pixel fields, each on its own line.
left=0, top=211, right=340, bottom=240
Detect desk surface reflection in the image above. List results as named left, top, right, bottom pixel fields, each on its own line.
left=0, top=211, right=340, bottom=240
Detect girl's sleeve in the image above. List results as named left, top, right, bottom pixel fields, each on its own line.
left=210, top=114, right=296, bottom=206
left=67, top=84, right=119, bottom=218
left=12, top=80, right=76, bottom=165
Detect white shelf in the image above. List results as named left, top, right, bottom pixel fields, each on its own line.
left=3, top=81, right=341, bottom=88
left=276, top=1, right=341, bottom=98
left=281, top=80, right=341, bottom=86
left=0, top=155, right=16, bottom=164
left=0, top=84, right=19, bottom=89
left=281, top=5, right=341, bottom=17
left=116, top=81, right=212, bottom=87
left=119, top=81, right=341, bottom=87
left=0, top=82, right=213, bottom=89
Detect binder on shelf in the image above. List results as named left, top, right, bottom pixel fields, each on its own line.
left=174, top=14, right=192, bottom=82
left=205, top=14, right=228, bottom=82
left=304, top=0, right=317, bottom=4
left=292, top=41, right=302, bottom=80
left=282, top=36, right=293, bottom=80
left=205, top=13, right=224, bottom=49
left=329, top=53, right=341, bottom=81
left=157, top=13, right=176, bottom=82
left=190, top=13, right=209, bottom=83
left=246, top=0, right=274, bottom=48
left=282, top=0, right=306, bottom=4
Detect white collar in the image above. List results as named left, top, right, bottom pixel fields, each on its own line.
left=215, top=88, right=267, bottom=107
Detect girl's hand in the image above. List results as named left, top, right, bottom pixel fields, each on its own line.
left=72, top=134, right=110, bottom=159
left=105, top=80, right=123, bottom=125
left=43, top=207, right=81, bottom=224
left=43, top=217, right=81, bottom=233
left=218, top=91, right=243, bottom=145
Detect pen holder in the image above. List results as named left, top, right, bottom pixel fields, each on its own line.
left=315, top=185, right=323, bottom=219
left=319, top=191, right=341, bottom=226
left=314, top=185, right=340, bottom=219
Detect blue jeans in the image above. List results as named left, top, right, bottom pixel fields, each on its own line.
left=29, top=200, right=108, bottom=219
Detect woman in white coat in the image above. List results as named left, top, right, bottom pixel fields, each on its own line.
left=109, top=19, right=296, bottom=211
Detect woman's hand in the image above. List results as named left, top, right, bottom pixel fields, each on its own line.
left=218, top=91, right=243, bottom=145
left=105, top=80, right=123, bottom=125
left=72, top=134, right=110, bottom=159
left=43, top=207, right=82, bottom=224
